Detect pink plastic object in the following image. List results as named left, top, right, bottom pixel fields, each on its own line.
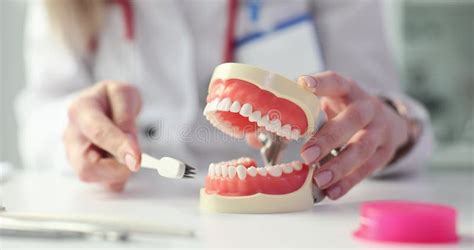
left=353, top=200, right=458, bottom=244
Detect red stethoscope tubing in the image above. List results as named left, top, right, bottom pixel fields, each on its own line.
left=116, top=0, right=237, bottom=62
left=224, top=0, right=238, bottom=62
left=116, top=0, right=135, bottom=41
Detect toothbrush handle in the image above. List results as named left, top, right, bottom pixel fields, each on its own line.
left=140, top=153, right=161, bottom=170
left=140, top=154, right=185, bottom=179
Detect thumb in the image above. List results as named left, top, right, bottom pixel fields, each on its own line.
left=246, top=132, right=263, bottom=149
left=124, top=132, right=141, bottom=172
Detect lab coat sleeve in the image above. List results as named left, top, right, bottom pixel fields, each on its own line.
left=15, top=2, right=92, bottom=172
left=313, top=0, right=434, bottom=176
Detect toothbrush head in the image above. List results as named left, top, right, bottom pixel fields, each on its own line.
left=157, top=157, right=196, bottom=179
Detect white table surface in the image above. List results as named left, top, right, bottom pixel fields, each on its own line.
left=0, top=168, right=473, bottom=249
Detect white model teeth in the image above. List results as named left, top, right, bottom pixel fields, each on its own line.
left=204, top=98, right=301, bottom=140
left=268, top=166, right=283, bottom=177
left=208, top=163, right=215, bottom=176
left=230, top=101, right=241, bottom=113
left=221, top=165, right=228, bottom=178
left=215, top=164, right=222, bottom=176
left=249, top=111, right=261, bottom=122
left=257, top=168, right=267, bottom=176
left=281, top=124, right=292, bottom=139
left=247, top=166, right=257, bottom=177
left=205, top=112, right=244, bottom=139
left=270, top=119, right=281, bottom=129
left=228, top=166, right=237, bottom=178
left=239, top=103, right=252, bottom=117
left=267, top=119, right=281, bottom=132
left=207, top=161, right=304, bottom=179
left=236, top=165, right=247, bottom=180
left=217, top=98, right=232, bottom=111
left=290, top=129, right=300, bottom=140
left=282, top=165, right=293, bottom=174
left=204, top=98, right=220, bottom=115
left=292, top=162, right=303, bottom=171
left=237, top=157, right=251, bottom=164
left=257, top=115, right=270, bottom=127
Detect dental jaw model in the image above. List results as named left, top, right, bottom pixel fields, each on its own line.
left=200, top=63, right=326, bottom=213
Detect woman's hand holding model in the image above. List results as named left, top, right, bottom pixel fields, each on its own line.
left=63, top=81, right=142, bottom=191
left=298, top=71, right=409, bottom=200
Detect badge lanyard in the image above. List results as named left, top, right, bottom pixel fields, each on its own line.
left=115, top=0, right=243, bottom=63
left=224, top=0, right=262, bottom=62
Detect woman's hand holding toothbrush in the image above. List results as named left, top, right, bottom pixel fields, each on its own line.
left=63, top=81, right=142, bottom=191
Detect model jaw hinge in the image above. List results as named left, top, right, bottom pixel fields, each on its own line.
left=257, top=131, right=287, bottom=167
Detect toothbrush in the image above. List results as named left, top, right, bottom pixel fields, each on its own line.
left=140, top=153, right=196, bottom=179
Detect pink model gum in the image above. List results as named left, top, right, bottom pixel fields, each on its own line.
left=207, top=78, right=308, bottom=134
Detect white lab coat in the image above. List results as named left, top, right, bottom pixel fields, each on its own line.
left=16, top=0, right=433, bottom=177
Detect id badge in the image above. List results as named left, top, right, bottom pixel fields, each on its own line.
left=234, top=14, right=324, bottom=80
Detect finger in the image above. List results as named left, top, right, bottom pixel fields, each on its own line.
left=320, top=97, right=340, bottom=119
left=63, top=124, right=91, bottom=164
left=325, top=146, right=394, bottom=200
left=94, top=157, right=132, bottom=183
left=301, top=99, right=376, bottom=164
left=65, top=123, right=133, bottom=183
left=106, top=82, right=142, bottom=133
left=68, top=98, right=140, bottom=171
left=297, top=71, right=368, bottom=100
left=312, top=127, right=382, bottom=189
left=64, top=126, right=102, bottom=183
left=74, top=149, right=103, bottom=183
left=246, top=132, right=263, bottom=149
left=74, top=148, right=132, bottom=183
left=106, top=181, right=127, bottom=192
left=65, top=126, right=132, bottom=183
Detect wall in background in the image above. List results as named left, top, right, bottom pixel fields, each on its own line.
left=400, top=0, right=473, bottom=168
left=0, top=0, right=26, bottom=167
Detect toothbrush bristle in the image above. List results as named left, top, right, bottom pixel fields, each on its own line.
left=183, top=164, right=196, bottom=178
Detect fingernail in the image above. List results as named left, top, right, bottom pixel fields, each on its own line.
left=125, top=154, right=137, bottom=171
left=327, top=186, right=342, bottom=199
left=302, top=75, right=317, bottom=88
left=314, top=170, right=333, bottom=187
left=301, top=145, right=321, bottom=164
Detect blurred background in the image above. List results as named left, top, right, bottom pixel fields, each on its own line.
left=0, top=0, right=473, bottom=170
